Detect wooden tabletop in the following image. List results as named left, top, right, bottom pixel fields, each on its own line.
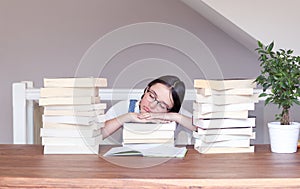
left=0, top=144, right=300, bottom=188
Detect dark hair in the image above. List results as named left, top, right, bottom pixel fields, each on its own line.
left=143, top=75, right=185, bottom=113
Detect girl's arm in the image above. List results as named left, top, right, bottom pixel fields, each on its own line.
left=137, top=112, right=197, bottom=131
left=102, top=112, right=154, bottom=139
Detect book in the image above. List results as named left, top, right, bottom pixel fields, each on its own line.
left=195, top=93, right=259, bottom=105
left=44, top=103, right=107, bottom=111
left=123, top=121, right=176, bottom=132
left=123, top=138, right=174, bottom=144
left=195, top=138, right=251, bottom=148
left=43, top=109, right=105, bottom=116
left=39, top=96, right=101, bottom=106
left=42, top=122, right=104, bottom=130
left=123, top=130, right=175, bottom=140
left=194, top=146, right=255, bottom=154
left=196, top=127, right=253, bottom=136
left=123, top=122, right=176, bottom=145
left=43, top=77, right=107, bottom=88
left=196, top=88, right=254, bottom=96
left=40, top=87, right=99, bottom=97
left=193, top=132, right=256, bottom=142
left=193, top=102, right=255, bottom=114
left=42, top=114, right=106, bottom=125
left=43, top=103, right=107, bottom=111
left=42, top=135, right=102, bottom=146
left=43, top=144, right=100, bottom=154
left=40, top=128, right=101, bottom=137
left=194, top=79, right=256, bottom=90
left=193, top=110, right=249, bottom=119
left=103, top=144, right=187, bottom=158
left=193, top=116, right=256, bottom=129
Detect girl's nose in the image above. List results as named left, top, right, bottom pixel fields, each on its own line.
left=148, top=100, right=158, bottom=109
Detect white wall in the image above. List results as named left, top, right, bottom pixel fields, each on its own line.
left=201, top=0, right=300, bottom=55
left=1, top=0, right=263, bottom=143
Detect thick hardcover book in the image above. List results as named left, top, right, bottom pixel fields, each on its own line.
left=39, top=96, right=101, bottom=106
left=42, top=122, right=104, bottom=130
left=196, top=127, right=253, bottom=136
left=123, top=138, right=175, bottom=144
left=194, top=138, right=251, bottom=148
left=40, top=87, right=99, bottom=97
left=40, top=128, right=101, bottom=138
left=193, top=132, right=256, bottom=142
left=194, top=79, right=256, bottom=90
left=195, top=93, right=259, bottom=105
left=193, top=116, right=256, bottom=129
left=193, top=110, right=249, bottom=119
left=194, top=145, right=255, bottom=154
left=43, top=144, right=99, bottom=154
left=123, top=122, right=176, bottom=144
left=123, top=121, right=176, bottom=132
left=193, top=102, right=255, bottom=114
left=42, top=135, right=102, bottom=146
left=196, top=88, right=254, bottom=96
left=43, top=103, right=107, bottom=111
left=43, top=109, right=105, bottom=116
left=42, top=114, right=106, bottom=125
left=43, top=77, right=107, bottom=88
left=123, top=130, right=175, bottom=140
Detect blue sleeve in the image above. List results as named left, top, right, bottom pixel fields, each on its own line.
left=128, top=99, right=137, bottom=113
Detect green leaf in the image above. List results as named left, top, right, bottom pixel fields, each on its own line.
left=258, top=40, right=263, bottom=48
left=287, top=49, right=293, bottom=54
left=267, top=41, right=274, bottom=52
left=259, top=93, right=268, bottom=97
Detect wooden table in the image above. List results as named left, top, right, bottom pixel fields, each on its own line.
left=0, top=145, right=300, bottom=188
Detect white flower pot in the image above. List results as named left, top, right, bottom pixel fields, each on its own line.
left=268, top=122, right=300, bottom=153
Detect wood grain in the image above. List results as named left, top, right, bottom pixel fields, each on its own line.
left=0, top=144, right=300, bottom=188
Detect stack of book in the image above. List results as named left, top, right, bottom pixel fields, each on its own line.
left=192, top=79, right=258, bottom=154
left=39, top=77, right=107, bottom=154
left=102, top=121, right=188, bottom=158
left=122, top=122, right=176, bottom=145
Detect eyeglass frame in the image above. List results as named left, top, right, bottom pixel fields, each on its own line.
left=144, top=88, right=172, bottom=111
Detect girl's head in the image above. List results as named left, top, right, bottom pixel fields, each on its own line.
left=140, top=75, right=185, bottom=113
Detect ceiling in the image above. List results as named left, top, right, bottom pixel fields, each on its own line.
left=181, top=0, right=300, bottom=55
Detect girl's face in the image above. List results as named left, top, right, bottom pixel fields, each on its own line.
left=140, top=83, right=174, bottom=113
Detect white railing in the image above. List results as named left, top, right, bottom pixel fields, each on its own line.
left=15, top=81, right=283, bottom=144
left=12, top=81, right=198, bottom=144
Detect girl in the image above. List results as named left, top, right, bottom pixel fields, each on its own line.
left=102, top=75, right=196, bottom=141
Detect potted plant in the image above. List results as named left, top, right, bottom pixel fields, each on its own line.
left=255, top=40, right=300, bottom=153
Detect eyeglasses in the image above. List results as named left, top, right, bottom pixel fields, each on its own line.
left=145, top=88, right=171, bottom=111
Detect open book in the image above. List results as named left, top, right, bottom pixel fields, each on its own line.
left=103, top=144, right=187, bottom=158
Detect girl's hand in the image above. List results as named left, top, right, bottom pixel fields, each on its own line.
left=122, top=112, right=163, bottom=123
left=124, top=112, right=151, bottom=123
left=137, top=112, right=174, bottom=123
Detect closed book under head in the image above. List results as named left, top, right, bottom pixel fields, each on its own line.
left=123, top=121, right=176, bottom=133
